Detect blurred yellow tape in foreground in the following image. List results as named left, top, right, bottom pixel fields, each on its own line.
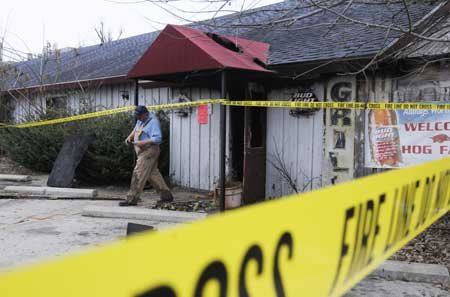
left=1, top=158, right=449, bottom=297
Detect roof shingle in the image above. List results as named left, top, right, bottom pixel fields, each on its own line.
left=2, top=0, right=441, bottom=89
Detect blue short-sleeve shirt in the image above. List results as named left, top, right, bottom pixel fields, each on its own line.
left=134, top=114, right=162, bottom=144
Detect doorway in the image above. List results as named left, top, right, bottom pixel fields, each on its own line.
left=229, top=82, right=267, bottom=205
left=229, top=83, right=246, bottom=182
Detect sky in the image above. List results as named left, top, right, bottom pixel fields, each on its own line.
left=0, top=0, right=282, bottom=62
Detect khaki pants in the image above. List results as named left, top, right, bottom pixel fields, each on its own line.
left=126, top=145, right=170, bottom=203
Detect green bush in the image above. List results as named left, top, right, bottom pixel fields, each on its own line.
left=0, top=110, right=170, bottom=185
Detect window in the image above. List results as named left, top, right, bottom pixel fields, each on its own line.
left=46, top=96, right=67, bottom=118
left=46, top=96, right=67, bottom=110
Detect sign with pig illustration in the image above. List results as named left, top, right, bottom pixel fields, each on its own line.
left=366, top=104, right=450, bottom=168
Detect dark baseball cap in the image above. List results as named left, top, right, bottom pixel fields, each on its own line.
left=134, top=105, right=149, bottom=116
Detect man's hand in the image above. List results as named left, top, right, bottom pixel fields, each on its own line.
left=124, top=138, right=132, bottom=146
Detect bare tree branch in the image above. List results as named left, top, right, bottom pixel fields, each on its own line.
left=401, top=0, right=413, bottom=32
left=309, top=0, right=450, bottom=43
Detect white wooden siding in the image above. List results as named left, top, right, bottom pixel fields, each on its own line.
left=168, top=87, right=222, bottom=190
left=266, top=83, right=324, bottom=199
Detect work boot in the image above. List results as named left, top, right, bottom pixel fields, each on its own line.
left=159, top=191, right=174, bottom=202
left=119, top=200, right=138, bottom=207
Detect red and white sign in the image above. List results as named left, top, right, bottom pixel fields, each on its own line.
left=365, top=108, right=450, bottom=168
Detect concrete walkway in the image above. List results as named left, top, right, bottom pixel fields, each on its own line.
left=0, top=199, right=175, bottom=270
left=346, top=276, right=450, bottom=296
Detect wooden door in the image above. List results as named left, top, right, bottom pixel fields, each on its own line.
left=243, top=88, right=267, bottom=204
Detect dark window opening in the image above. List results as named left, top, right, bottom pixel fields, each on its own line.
left=46, top=96, right=67, bottom=118
left=250, top=108, right=264, bottom=148
left=46, top=97, right=67, bottom=110
left=206, top=32, right=242, bottom=53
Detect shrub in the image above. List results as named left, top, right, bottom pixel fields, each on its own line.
left=0, top=110, right=170, bottom=185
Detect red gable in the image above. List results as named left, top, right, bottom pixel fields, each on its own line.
left=128, top=24, right=271, bottom=79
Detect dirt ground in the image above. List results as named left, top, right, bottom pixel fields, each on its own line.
left=0, top=156, right=32, bottom=175
left=391, top=213, right=450, bottom=273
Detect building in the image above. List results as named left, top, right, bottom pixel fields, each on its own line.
left=1, top=0, right=450, bottom=202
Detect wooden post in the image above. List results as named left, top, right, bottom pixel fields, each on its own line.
left=219, top=71, right=227, bottom=211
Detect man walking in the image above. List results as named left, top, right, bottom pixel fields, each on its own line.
left=120, top=105, right=173, bottom=206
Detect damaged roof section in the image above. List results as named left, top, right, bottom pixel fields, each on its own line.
left=127, top=24, right=271, bottom=80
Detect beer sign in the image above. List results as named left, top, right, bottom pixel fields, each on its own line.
left=289, top=88, right=319, bottom=117
left=365, top=105, right=450, bottom=168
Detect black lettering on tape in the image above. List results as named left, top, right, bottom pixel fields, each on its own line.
left=346, top=203, right=363, bottom=281
left=346, top=198, right=383, bottom=281
left=385, top=181, right=419, bottom=253
left=433, top=170, right=450, bottom=215
left=385, top=188, right=399, bottom=253
left=368, top=194, right=386, bottom=264
left=415, top=176, right=436, bottom=230
left=358, top=200, right=375, bottom=271
left=398, top=182, right=418, bottom=238
left=356, top=103, right=366, bottom=109
left=194, top=261, right=228, bottom=297
left=136, top=286, right=177, bottom=297
left=239, top=245, right=264, bottom=297
left=330, top=207, right=354, bottom=294
left=273, top=232, right=294, bottom=297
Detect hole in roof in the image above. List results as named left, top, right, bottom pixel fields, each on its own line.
left=253, top=58, right=266, bottom=68
left=206, top=32, right=243, bottom=53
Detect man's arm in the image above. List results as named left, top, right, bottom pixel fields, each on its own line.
left=125, top=130, right=135, bottom=144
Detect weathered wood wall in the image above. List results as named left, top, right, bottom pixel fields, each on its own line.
left=168, top=87, right=222, bottom=191
left=266, top=83, right=324, bottom=198
left=10, top=82, right=137, bottom=123
left=393, top=63, right=450, bottom=102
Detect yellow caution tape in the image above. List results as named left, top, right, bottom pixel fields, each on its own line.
left=224, top=100, right=361, bottom=109
left=0, top=157, right=449, bottom=297
left=146, top=99, right=224, bottom=111
left=224, top=100, right=450, bottom=110
left=2, top=99, right=450, bottom=129
left=1, top=100, right=223, bottom=129
left=12, top=106, right=135, bottom=128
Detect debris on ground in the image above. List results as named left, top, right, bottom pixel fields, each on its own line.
left=0, top=156, right=32, bottom=175
left=391, top=213, right=450, bottom=274
left=150, top=199, right=217, bottom=213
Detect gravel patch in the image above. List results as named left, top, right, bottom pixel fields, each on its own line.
left=391, top=213, right=450, bottom=275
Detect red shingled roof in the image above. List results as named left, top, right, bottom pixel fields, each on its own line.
left=127, top=24, right=271, bottom=79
